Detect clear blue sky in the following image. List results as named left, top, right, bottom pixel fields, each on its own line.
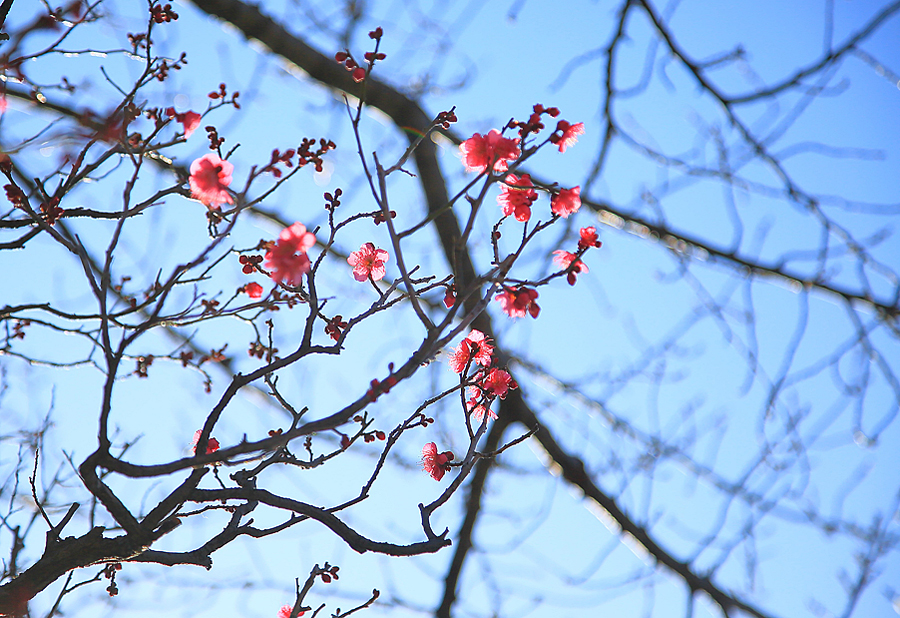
left=2, top=1, right=899, bottom=617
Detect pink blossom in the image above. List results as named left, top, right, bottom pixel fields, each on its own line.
left=496, top=287, right=540, bottom=319
left=480, top=368, right=516, bottom=400
left=347, top=242, right=389, bottom=282
left=556, top=121, right=584, bottom=153
left=422, top=442, right=454, bottom=481
left=578, top=226, right=602, bottom=251
left=243, top=282, right=264, bottom=298
left=550, top=186, right=581, bottom=218
left=265, top=222, right=316, bottom=286
left=449, top=329, right=494, bottom=374
left=189, top=153, right=233, bottom=207
left=277, top=605, right=305, bottom=618
left=460, top=129, right=520, bottom=173
left=178, top=110, right=201, bottom=138
left=191, top=430, right=220, bottom=455
left=467, top=395, right=496, bottom=422
left=497, top=174, right=538, bottom=222
left=553, top=250, right=589, bottom=285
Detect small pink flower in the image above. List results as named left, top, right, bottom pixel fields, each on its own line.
left=448, top=329, right=494, bottom=374
left=191, top=429, right=220, bottom=455
left=553, top=250, right=589, bottom=286
left=479, top=368, right=516, bottom=400
left=497, top=174, right=537, bottom=222
left=578, top=226, right=602, bottom=251
left=555, top=121, right=584, bottom=153
left=467, top=396, right=496, bottom=422
left=243, top=282, right=264, bottom=298
left=265, top=222, right=316, bottom=286
left=189, top=153, right=233, bottom=207
left=460, top=129, right=521, bottom=174
left=550, top=186, right=581, bottom=218
left=177, top=110, right=202, bottom=138
left=422, top=442, right=454, bottom=481
left=277, top=605, right=305, bottom=618
left=496, top=287, right=540, bottom=319
left=347, top=242, right=389, bottom=282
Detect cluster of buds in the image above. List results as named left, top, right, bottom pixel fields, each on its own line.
left=208, top=82, right=241, bottom=109
left=154, top=53, right=187, bottom=82
left=239, top=254, right=263, bottom=274
left=11, top=320, right=30, bottom=340
left=363, top=429, right=387, bottom=443
left=366, top=362, right=399, bottom=402
left=103, top=563, right=122, bottom=597
left=269, top=288, right=307, bottom=309
left=334, top=27, right=387, bottom=83
left=296, top=137, right=336, bottom=173
left=323, top=188, right=342, bottom=211
left=204, top=126, right=226, bottom=151
left=334, top=50, right=367, bottom=83
left=250, top=137, right=337, bottom=178
left=318, top=563, right=340, bottom=583
left=127, top=32, right=148, bottom=51
left=200, top=299, right=220, bottom=315
left=259, top=147, right=297, bottom=178
left=134, top=355, right=154, bottom=378
left=150, top=2, right=178, bottom=23
left=435, top=108, right=458, bottom=130
left=4, top=183, right=27, bottom=208
left=247, top=341, right=277, bottom=362
left=324, top=314, right=347, bottom=341
left=373, top=208, right=396, bottom=225
left=508, top=103, right=560, bottom=139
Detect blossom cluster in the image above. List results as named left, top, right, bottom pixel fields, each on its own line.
left=449, top=329, right=517, bottom=422
left=459, top=106, right=584, bottom=224
left=454, top=106, right=595, bottom=320
left=181, top=95, right=598, bottom=493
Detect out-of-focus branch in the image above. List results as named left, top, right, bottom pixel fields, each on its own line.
left=726, top=0, right=900, bottom=104
left=435, top=414, right=511, bottom=618
left=502, top=392, right=778, bottom=618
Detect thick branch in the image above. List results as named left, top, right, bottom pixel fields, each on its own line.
left=0, top=524, right=181, bottom=617
left=188, top=487, right=451, bottom=556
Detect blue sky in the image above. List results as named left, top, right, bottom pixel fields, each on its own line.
left=2, top=1, right=899, bottom=617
